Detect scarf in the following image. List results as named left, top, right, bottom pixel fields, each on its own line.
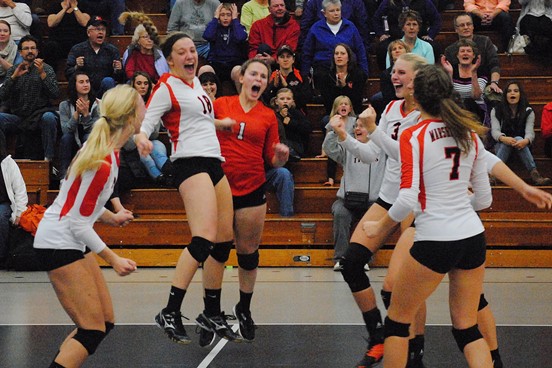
left=0, top=40, right=18, bottom=77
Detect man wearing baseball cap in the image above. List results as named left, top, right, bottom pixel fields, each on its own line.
left=65, top=15, right=124, bottom=97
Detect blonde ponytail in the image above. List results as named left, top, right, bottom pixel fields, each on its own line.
left=69, top=85, right=140, bottom=178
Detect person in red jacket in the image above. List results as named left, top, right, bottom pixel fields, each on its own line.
left=247, top=0, right=299, bottom=64
left=542, top=102, right=552, bottom=158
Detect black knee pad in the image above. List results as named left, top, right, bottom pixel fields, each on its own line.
left=73, top=328, right=106, bottom=355
left=237, top=250, right=259, bottom=270
left=105, top=322, right=115, bottom=336
left=381, top=290, right=392, bottom=310
left=478, top=293, right=488, bottom=311
left=187, top=236, right=214, bottom=263
left=210, top=241, right=233, bottom=263
left=340, top=243, right=372, bottom=292
left=384, top=316, right=410, bottom=338
left=452, top=324, right=483, bottom=352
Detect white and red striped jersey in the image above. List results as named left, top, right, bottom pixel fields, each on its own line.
left=388, top=119, right=492, bottom=241
left=140, top=74, right=223, bottom=162
left=34, top=152, right=119, bottom=253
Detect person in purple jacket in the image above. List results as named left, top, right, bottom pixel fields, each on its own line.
left=200, top=3, right=247, bottom=91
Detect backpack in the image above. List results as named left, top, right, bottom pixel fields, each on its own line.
left=6, top=227, right=42, bottom=272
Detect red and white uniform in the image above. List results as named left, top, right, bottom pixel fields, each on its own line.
left=141, top=73, right=223, bottom=161
left=340, top=100, right=421, bottom=204
left=34, top=152, right=119, bottom=253
left=215, top=96, right=279, bottom=196
left=388, top=119, right=492, bottom=241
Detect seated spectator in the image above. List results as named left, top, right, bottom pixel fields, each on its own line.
left=0, top=35, right=59, bottom=162
left=464, top=0, right=514, bottom=53
left=65, top=16, right=124, bottom=97
left=247, top=0, right=299, bottom=65
left=117, top=71, right=172, bottom=192
left=371, top=39, right=410, bottom=115
left=491, top=81, right=551, bottom=186
left=374, top=0, right=441, bottom=70
left=240, top=0, right=269, bottom=34
left=167, top=0, right=219, bottom=58
left=385, top=10, right=435, bottom=68
left=202, top=3, right=247, bottom=86
left=318, top=95, right=357, bottom=186
left=542, top=101, right=552, bottom=158
left=301, top=0, right=368, bottom=93
left=445, top=13, right=503, bottom=95
left=79, top=0, right=125, bottom=35
left=58, top=71, right=99, bottom=179
left=298, top=0, right=372, bottom=59
left=199, top=70, right=220, bottom=101
left=442, top=39, right=489, bottom=125
left=317, top=43, right=367, bottom=116
left=263, top=44, right=311, bottom=111
left=0, top=129, right=27, bottom=269
left=322, top=114, right=385, bottom=271
left=0, top=0, right=31, bottom=43
left=42, top=0, right=90, bottom=70
left=0, top=20, right=22, bottom=85
left=271, top=88, right=311, bottom=160
left=517, top=0, right=552, bottom=57
left=119, top=12, right=169, bottom=84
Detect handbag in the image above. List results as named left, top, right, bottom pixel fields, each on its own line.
left=344, top=191, right=371, bottom=211
left=508, top=30, right=529, bottom=55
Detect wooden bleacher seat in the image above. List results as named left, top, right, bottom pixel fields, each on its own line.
left=16, top=160, right=49, bottom=205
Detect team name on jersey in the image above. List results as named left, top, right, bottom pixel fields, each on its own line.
left=429, top=126, right=452, bottom=142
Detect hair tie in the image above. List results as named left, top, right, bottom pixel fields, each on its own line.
left=102, top=115, right=111, bottom=123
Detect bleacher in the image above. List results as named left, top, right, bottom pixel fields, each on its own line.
left=13, top=0, right=552, bottom=268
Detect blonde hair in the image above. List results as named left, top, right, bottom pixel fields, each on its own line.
left=330, top=95, right=355, bottom=116
left=387, top=39, right=410, bottom=63
left=119, top=11, right=160, bottom=45
left=70, top=85, right=140, bottom=177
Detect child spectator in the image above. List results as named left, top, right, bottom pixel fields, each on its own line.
left=120, top=12, right=169, bottom=84
left=201, top=3, right=247, bottom=88
left=542, top=101, right=552, bottom=158
left=0, top=20, right=22, bottom=85
left=58, top=71, right=99, bottom=179
left=491, top=81, right=551, bottom=186
left=318, top=95, right=357, bottom=186
left=263, top=45, right=311, bottom=111
left=0, top=129, right=27, bottom=269
left=271, top=88, right=311, bottom=160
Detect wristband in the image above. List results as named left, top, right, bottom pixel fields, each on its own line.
left=74, top=7, right=79, bottom=11
left=491, top=80, right=499, bottom=85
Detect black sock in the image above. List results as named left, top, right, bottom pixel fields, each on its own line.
left=362, top=307, right=384, bottom=344
left=164, top=286, right=186, bottom=313
left=204, top=288, right=222, bottom=317
left=491, top=348, right=503, bottom=368
left=408, top=335, right=425, bottom=364
left=239, top=290, right=253, bottom=313
left=49, top=358, right=65, bottom=368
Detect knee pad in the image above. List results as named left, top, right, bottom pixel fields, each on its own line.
left=452, top=324, right=483, bottom=352
left=384, top=316, right=410, bottom=338
left=381, top=290, right=392, bottom=310
left=73, top=328, right=106, bottom=355
left=210, top=241, right=233, bottom=263
left=237, top=250, right=259, bottom=271
left=105, top=322, right=115, bottom=336
left=478, top=293, right=488, bottom=311
left=187, top=236, right=214, bottom=263
left=340, top=243, right=373, bottom=293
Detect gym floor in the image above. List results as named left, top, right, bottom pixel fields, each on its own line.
left=1, top=267, right=551, bottom=367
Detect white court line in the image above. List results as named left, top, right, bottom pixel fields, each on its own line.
left=196, top=324, right=240, bottom=368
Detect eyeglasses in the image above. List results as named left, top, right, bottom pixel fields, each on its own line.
left=21, top=46, right=37, bottom=51
left=140, top=34, right=152, bottom=40
left=456, top=22, right=473, bottom=28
